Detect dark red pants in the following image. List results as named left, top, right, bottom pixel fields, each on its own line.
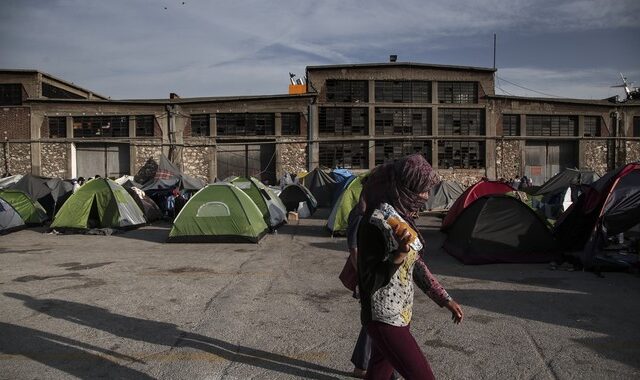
left=365, top=321, right=435, bottom=380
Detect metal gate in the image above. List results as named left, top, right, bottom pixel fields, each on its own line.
left=76, top=143, right=130, bottom=179
left=524, top=141, right=577, bottom=185
left=216, top=143, right=276, bottom=184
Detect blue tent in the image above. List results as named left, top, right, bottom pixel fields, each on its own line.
left=330, top=169, right=354, bottom=206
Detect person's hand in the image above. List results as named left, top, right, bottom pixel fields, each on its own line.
left=446, top=299, right=463, bottom=324
left=391, top=224, right=412, bottom=264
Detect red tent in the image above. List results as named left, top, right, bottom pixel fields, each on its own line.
left=441, top=179, right=514, bottom=230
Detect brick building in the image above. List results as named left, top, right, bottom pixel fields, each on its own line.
left=1, top=62, right=639, bottom=185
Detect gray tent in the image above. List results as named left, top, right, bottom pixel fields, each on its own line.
left=141, top=155, right=206, bottom=191
left=425, top=180, right=465, bottom=211
left=0, top=197, right=25, bottom=233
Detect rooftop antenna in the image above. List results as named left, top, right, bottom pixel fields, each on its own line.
left=611, top=73, right=640, bottom=100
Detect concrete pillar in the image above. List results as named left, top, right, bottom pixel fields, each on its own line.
left=66, top=117, right=74, bottom=177
left=30, top=111, right=41, bottom=175
left=577, top=115, right=585, bottom=169
left=274, top=113, right=283, bottom=178
left=485, top=106, right=496, bottom=179
left=431, top=81, right=438, bottom=104
left=368, top=80, right=375, bottom=104
left=432, top=106, right=439, bottom=169
left=368, top=105, right=375, bottom=169
left=129, top=116, right=137, bottom=175
left=209, top=114, right=217, bottom=138
left=309, top=104, right=319, bottom=171
left=208, top=144, right=217, bottom=182
left=519, top=114, right=527, bottom=177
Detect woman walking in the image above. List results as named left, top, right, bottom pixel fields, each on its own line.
left=357, top=154, right=463, bottom=379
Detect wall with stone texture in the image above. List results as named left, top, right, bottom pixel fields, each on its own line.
left=133, top=140, right=164, bottom=183
left=2, top=142, right=31, bottom=175
left=280, top=141, right=307, bottom=177
left=495, top=139, right=522, bottom=181
left=41, top=143, right=68, bottom=178
left=437, top=169, right=485, bottom=187
left=183, top=138, right=212, bottom=182
left=583, top=140, right=609, bottom=176
left=626, top=141, right=640, bottom=163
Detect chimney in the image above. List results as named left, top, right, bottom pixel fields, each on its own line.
left=389, top=55, right=397, bottom=63
left=169, top=92, right=180, bottom=99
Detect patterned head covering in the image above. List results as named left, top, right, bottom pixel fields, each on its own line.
left=360, top=154, right=439, bottom=217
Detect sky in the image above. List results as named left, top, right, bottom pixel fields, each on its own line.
left=1, top=0, right=639, bottom=100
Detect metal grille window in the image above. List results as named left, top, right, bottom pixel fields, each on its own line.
left=325, top=80, right=368, bottom=102
left=583, top=116, right=601, bottom=137
left=281, top=113, right=300, bottom=135
left=375, top=81, right=431, bottom=103
left=0, top=84, right=23, bottom=105
left=48, top=117, right=67, bottom=138
left=135, top=115, right=155, bottom=137
left=634, top=116, right=640, bottom=137
left=375, top=108, right=431, bottom=136
left=190, top=114, right=210, bottom=136
left=318, top=142, right=368, bottom=169
left=438, top=109, right=485, bottom=135
left=526, top=115, right=577, bottom=136
left=502, top=114, right=520, bottom=136
left=42, top=83, right=84, bottom=99
left=73, top=116, right=129, bottom=137
left=375, top=140, right=432, bottom=165
left=438, top=82, right=478, bottom=103
left=438, top=141, right=485, bottom=169
left=319, top=107, right=368, bottom=136
left=217, top=113, right=275, bottom=136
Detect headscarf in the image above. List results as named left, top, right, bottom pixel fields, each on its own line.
left=360, top=154, right=439, bottom=218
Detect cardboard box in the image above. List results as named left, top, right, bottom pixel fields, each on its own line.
left=287, top=211, right=299, bottom=221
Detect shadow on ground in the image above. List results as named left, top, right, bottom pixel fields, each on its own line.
left=3, top=293, right=352, bottom=379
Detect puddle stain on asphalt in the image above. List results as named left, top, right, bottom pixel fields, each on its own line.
left=143, top=267, right=271, bottom=277
left=13, top=273, right=84, bottom=283
left=0, top=248, right=51, bottom=255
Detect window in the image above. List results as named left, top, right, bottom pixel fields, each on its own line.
left=48, top=117, right=66, bottom=138
left=502, top=115, right=520, bottom=136
left=375, top=140, right=432, bottom=165
left=375, top=108, right=431, bottom=136
left=319, top=107, right=368, bottom=136
left=72, top=116, right=129, bottom=137
left=438, top=109, right=485, bottom=135
left=438, top=141, right=485, bottom=169
left=281, top=113, right=300, bottom=135
left=583, top=116, right=601, bottom=137
left=216, top=113, right=275, bottom=136
left=135, top=115, right=155, bottom=137
left=438, top=82, right=478, bottom=103
left=42, top=83, right=84, bottom=99
left=375, top=81, right=431, bottom=103
left=0, top=84, right=23, bottom=105
left=318, top=142, right=368, bottom=169
left=526, top=115, right=577, bottom=136
left=634, top=116, right=640, bottom=137
left=326, top=80, right=368, bottom=102
left=190, top=114, right=210, bottom=136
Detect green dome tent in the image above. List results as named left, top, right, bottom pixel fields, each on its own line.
left=0, top=189, right=48, bottom=225
left=51, top=178, right=146, bottom=231
left=168, top=183, right=268, bottom=243
left=226, top=176, right=287, bottom=229
left=0, top=197, right=26, bottom=234
left=327, top=172, right=368, bottom=235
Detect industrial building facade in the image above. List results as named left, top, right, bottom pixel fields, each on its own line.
left=1, top=63, right=639, bottom=186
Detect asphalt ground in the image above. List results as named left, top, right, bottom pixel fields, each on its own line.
left=1, top=208, right=639, bottom=379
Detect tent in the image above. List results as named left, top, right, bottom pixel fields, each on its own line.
left=226, top=176, right=287, bottom=229
left=10, top=174, right=73, bottom=218
left=0, top=189, right=48, bottom=225
left=0, top=197, right=25, bottom=234
left=327, top=173, right=367, bottom=235
left=302, top=168, right=336, bottom=208
left=441, top=179, right=514, bottom=230
left=330, top=168, right=354, bottom=205
left=533, top=168, right=600, bottom=219
left=51, top=178, right=146, bottom=231
left=0, top=175, right=23, bottom=189
left=425, top=180, right=465, bottom=211
left=168, top=183, right=268, bottom=243
left=279, top=184, right=318, bottom=215
left=554, top=163, right=640, bottom=269
left=443, top=195, right=559, bottom=264
left=124, top=187, right=163, bottom=223
left=141, top=154, right=206, bottom=191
